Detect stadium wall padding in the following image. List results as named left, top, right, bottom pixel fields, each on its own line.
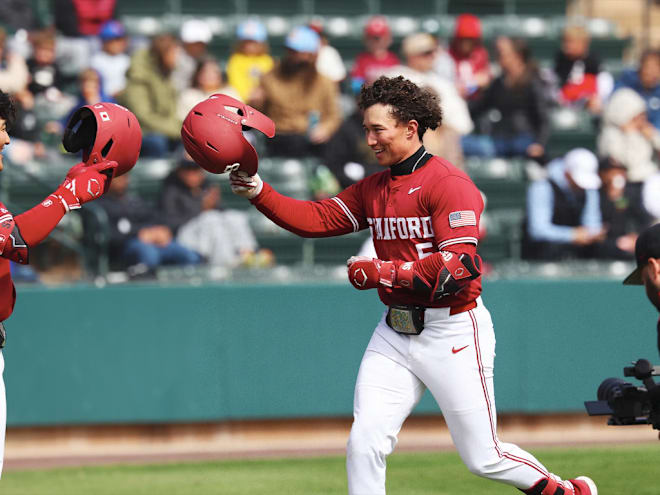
left=3, top=279, right=656, bottom=426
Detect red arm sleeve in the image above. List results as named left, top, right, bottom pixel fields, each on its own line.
left=250, top=181, right=368, bottom=238
left=14, top=194, right=67, bottom=247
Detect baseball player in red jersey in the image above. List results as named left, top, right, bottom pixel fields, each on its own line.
left=230, top=76, right=596, bottom=494
left=0, top=92, right=138, bottom=477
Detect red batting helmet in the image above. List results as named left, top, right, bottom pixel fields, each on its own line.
left=63, top=102, right=142, bottom=177
left=180, top=93, right=275, bottom=175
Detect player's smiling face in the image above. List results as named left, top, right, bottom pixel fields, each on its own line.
left=0, top=118, right=9, bottom=172
left=363, top=103, right=420, bottom=167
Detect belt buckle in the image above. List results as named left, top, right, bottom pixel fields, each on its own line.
left=387, top=306, right=424, bottom=335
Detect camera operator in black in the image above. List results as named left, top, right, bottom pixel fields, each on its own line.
left=623, top=223, right=660, bottom=352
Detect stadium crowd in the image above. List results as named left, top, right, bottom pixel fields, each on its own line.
left=1, top=1, right=659, bottom=280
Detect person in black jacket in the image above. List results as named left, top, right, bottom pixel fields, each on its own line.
left=462, top=36, right=549, bottom=160
left=159, top=158, right=270, bottom=268
left=158, top=157, right=220, bottom=235
left=595, top=157, right=652, bottom=259
left=96, top=172, right=201, bottom=275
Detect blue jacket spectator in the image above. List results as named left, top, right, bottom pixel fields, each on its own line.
left=615, top=49, right=660, bottom=130
left=522, top=148, right=604, bottom=260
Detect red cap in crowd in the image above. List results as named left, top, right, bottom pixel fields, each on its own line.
left=365, top=16, right=390, bottom=38
left=454, top=14, right=482, bottom=39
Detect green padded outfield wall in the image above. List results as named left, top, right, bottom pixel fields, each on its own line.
left=2, top=279, right=657, bottom=426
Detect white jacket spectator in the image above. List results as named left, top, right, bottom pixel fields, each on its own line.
left=0, top=28, right=28, bottom=94
left=598, top=87, right=660, bottom=183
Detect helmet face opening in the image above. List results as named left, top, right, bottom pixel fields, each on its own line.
left=62, top=102, right=142, bottom=177
left=63, top=108, right=97, bottom=154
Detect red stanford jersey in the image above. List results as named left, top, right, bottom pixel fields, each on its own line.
left=252, top=156, right=483, bottom=308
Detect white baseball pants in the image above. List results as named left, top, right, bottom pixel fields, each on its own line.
left=346, top=298, right=550, bottom=494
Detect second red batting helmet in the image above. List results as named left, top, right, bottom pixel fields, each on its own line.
left=63, top=102, right=142, bottom=177
left=180, top=93, right=275, bottom=175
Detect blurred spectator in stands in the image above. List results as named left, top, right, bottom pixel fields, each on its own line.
left=615, top=49, right=660, bottom=130
left=309, top=19, right=346, bottom=84
left=598, top=88, right=660, bottom=207
left=553, top=24, right=611, bottom=114
left=54, top=0, right=115, bottom=37
left=643, top=172, right=660, bottom=223
left=463, top=37, right=549, bottom=160
left=251, top=25, right=340, bottom=158
left=172, top=18, right=213, bottom=93
left=160, top=157, right=272, bottom=267
left=0, top=27, right=28, bottom=94
left=53, top=0, right=116, bottom=77
left=595, top=157, right=651, bottom=259
left=226, top=18, right=273, bottom=102
left=449, top=14, right=491, bottom=99
left=349, top=16, right=399, bottom=94
left=381, top=32, right=473, bottom=168
left=90, top=20, right=130, bottom=98
left=96, top=172, right=201, bottom=277
left=0, top=0, right=37, bottom=32
left=6, top=89, right=51, bottom=164
left=522, top=148, right=605, bottom=260
left=26, top=28, right=76, bottom=136
left=120, top=34, right=181, bottom=158
left=432, top=39, right=456, bottom=84
left=63, top=68, right=113, bottom=126
left=27, top=29, right=67, bottom=97
left=178, top=57, right=239, bottom=121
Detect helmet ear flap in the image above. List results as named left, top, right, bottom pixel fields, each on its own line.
left=62, top=108, right=97, bottom=153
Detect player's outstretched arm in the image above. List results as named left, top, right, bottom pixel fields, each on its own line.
left=230, top=171, right=366, bottom=238
left=2, top=160, right=117, bottom=264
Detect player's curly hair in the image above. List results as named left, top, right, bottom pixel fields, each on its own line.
left=0, top=90, right=16, bottom=129
left=357, top=76, right=442, bottom=140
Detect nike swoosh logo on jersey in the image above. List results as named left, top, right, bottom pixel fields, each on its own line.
left=452, top=345, right=469, bottom=354
left=408, top=186, right=422, bottom=194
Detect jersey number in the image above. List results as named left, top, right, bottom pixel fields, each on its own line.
left=415, top=242, right=434, bottom=260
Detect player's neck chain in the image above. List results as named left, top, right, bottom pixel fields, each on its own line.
left=390, top=146, right=432, bottom=176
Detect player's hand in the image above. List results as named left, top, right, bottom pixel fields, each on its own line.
left=346, top=256, right=395, bottom=290
left=230, top=171, right=263, bottom=199
left=53, top=160, right=117, bottom=212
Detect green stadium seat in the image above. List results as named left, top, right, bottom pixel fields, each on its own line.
left=246, top=0, right=306, bottom=16
left=479, top=208, right=525, bottom=261
left=313, top=0, right=371, bottom=16
left=514, top=0, right=567, bottom=16
left=378, top=0, right=442, bottom=16
left=447, top=0, right=507, bottom=16
left=116, top=0, right=177, bottom=17
left=180, top=0, right=238, bottom=15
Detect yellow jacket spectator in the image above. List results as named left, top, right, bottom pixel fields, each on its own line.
left=226, top=19, right=274, bottom=102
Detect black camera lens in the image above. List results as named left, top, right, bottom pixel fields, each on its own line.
left=598, top=378, right=632, bottom=402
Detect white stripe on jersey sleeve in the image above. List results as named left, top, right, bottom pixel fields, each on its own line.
left=438, top=237, right=478, bottom=250
left=331, top=197, right=359, bottom=232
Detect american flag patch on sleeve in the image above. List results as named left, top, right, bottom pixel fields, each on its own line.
left=448, top=210, right=477, bottom=228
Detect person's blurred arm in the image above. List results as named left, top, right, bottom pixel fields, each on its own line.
left=527, top=180, right=575, bottom=243
left=309, top=77, right=342, bottom=144
left=581, top=189, right=603, bottom=233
